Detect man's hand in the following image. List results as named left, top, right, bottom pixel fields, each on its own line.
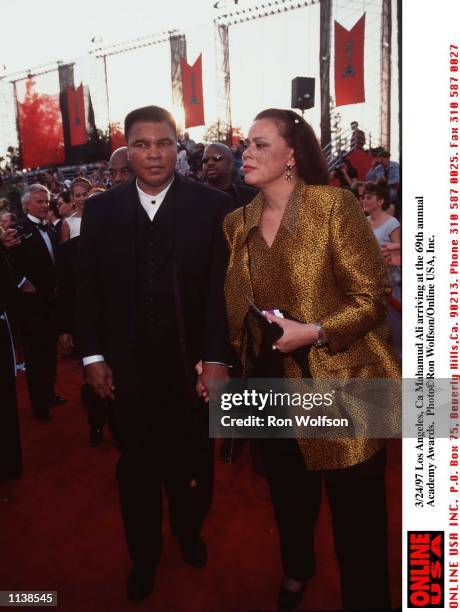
left=85, top=361, right=115, bottom=400
left=196, top=362, right=229, bottom=403
left=264, top=312, right=319, bottom=353
left=58, top=333, right=74, bottom=355
left=1, top=228, right=21, bottom=249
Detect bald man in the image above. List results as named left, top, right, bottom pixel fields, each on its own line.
left=203, top=143, right=257, bottom=209
left=109, top=147, right=135, bottom=187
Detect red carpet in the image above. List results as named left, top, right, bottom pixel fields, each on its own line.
left=0, top=358, right=401, bottom=610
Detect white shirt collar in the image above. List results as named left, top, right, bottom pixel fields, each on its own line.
left=27, top=213, right=43, bottom=224
left=136, top=178, right=174, bottom=222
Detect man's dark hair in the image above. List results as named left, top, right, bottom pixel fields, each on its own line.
left=60, top=189, right=71, bottom=204
left=49, top=200, right=60, bottom=218
left=254, top=108, right=329, bottom=185
left=124, top=106, right=177, bottom=139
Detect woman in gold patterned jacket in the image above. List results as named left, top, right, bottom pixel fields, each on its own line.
left=223, top=109, right=400, bottom=611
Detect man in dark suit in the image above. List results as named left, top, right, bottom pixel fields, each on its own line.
left=77, top=106, right=233, bottom=603
left=203, top=142, right=257, bottom=209
left=6, top=184, right=64, bottom=421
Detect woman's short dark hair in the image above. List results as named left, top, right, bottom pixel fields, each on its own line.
left=124, top=106, right=177, bottom=139
left=364, top=177, right=389, bottom=209
left=254, top=108, right=329, bottom=185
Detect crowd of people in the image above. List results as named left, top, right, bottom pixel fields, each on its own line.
left=0, top=106, right=401, bottom=611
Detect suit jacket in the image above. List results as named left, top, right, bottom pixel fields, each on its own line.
left=56, top=236, right=79, bottom=336
left=223, top=181, right=401, bottom=470
left=6, top=218, right=59, bottom=295
left=0, top=246, right=19, bottom=314
left=226, top=183, right=258, bottom=209
left=77, top=173, right=233, bottom=399
left=51, top=219, right=63, bottom=242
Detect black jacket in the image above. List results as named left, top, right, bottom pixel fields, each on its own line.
left=77, top=174, right=234, bottom=384
left=56, top=236, right=79, bottom=336
left=5, top=218, right=59, bottom=295
left=226, top=182, right=258, bottom=209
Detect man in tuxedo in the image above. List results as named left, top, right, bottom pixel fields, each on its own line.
left=6, top=184, right=64, bottom=421
left=77, top=105, right=233, bottom=602
left=203, top=142, right=257, bottom=209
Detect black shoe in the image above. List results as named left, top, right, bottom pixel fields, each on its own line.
left=90, top=428, right=103, bottom=447
left=277, top=580, right=307, bottom=611
left=127, top=564, right=155, bottom=603
left=51, top=395, right=67, bottom=406
left=179, top=537, right=207, bottom=568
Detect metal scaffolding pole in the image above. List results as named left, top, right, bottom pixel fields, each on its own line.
left=169, top=33, right=187, bottom=119
left=380, top=0, right=391, bottom=150
left=215, top=23, right=232, bottom=144
left=319, top=0, right=332, bottom=148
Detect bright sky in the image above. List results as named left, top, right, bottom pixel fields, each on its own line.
left=1, top=0, right=219, bottom=73
left=0, top=0, right=400, bottom=158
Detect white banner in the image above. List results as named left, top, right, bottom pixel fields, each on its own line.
left=403, top=1, right=460, bottom=609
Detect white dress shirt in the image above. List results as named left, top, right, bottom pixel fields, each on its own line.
left=27, top=214, right=55, bottom=263
left=136, top=178, right=174, bottom=221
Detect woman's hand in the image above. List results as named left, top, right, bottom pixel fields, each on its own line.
left=381, top=242, right=401, bottom=265
left=263, top=312, right=319, bottom=353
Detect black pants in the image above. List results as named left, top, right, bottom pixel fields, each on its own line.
left=81, top=382, right=108, bottom=430
left=0, top=315, right=22, bottom=481
left=262, top=439, right=390, bottom=610
left=114, top=352, right=214, bottom=568
left=19, top=294, right=57, bottom=419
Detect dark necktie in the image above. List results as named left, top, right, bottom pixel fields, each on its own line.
left=32, top=222, right=48, bottom=233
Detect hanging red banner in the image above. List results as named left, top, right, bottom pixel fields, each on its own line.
left=334, top=15, right=365, bottom=106
left=17, top=77, right=65, bottom=169
left=67, top=85, right=87, bottom=146
left=110, top=123, right=127, bottom=152
left=180, top=55, right=205, bottom=128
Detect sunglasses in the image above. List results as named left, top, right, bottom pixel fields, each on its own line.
left=202, top=155, right=225, bottom=164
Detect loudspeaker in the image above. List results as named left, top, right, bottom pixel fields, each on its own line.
left=291, top=77, right=315, bottom=111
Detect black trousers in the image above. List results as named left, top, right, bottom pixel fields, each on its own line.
left=261, top=439, right=390, bottom=610
left=114, top=351, right=214, bottom=568
left=19, top=293, right=57, bottom=419
left=0, top=315, right=22, bottom=481
left=81, top=382, right=108, bottom=430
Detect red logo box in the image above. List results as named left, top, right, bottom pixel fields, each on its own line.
left=407, top=531, right=444, bottom=608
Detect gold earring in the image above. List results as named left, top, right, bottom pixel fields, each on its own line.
left=285, top=163, right=293, bottom=181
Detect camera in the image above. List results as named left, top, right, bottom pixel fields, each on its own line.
left=10, top=223, right=33, bottom=241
